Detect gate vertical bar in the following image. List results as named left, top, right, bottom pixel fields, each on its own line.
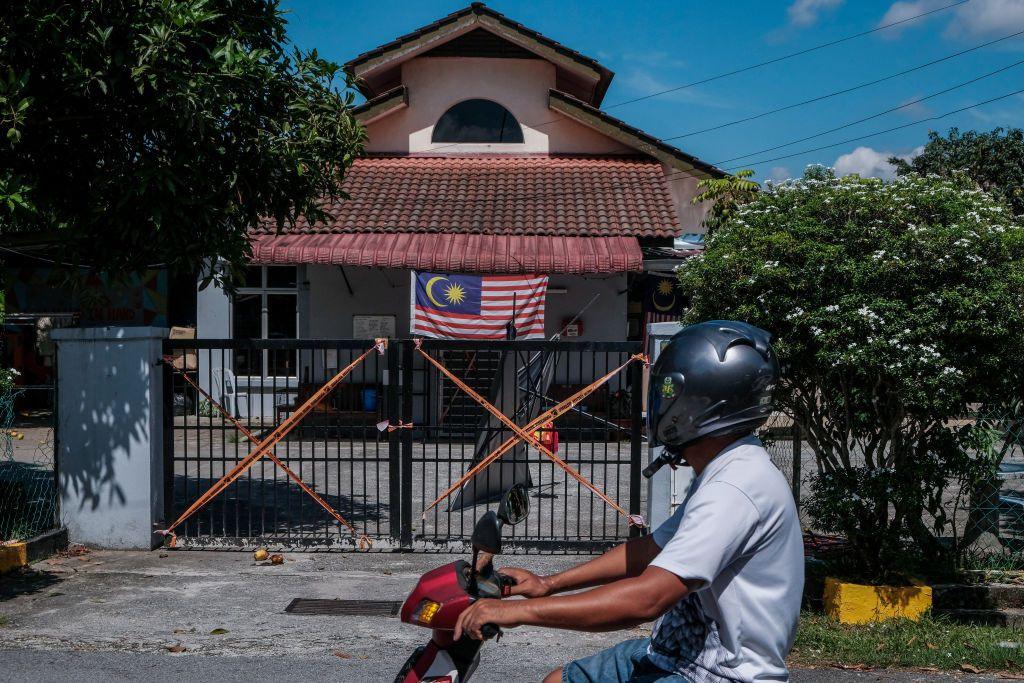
left=387, top=342, right=402, bottom=543
left=161, top=345, right=175, bottom=532
left=400, top=340, right=415, bottom=548
left=629, top=360, right=643, bottom=538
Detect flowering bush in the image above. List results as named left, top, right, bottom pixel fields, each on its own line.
left=678, top=167, right=1024, bottom=581
left=0, top=367, right=17, bottom=395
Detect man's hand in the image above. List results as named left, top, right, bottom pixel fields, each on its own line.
left=500, top=567, right=553, bottom=598
left=454, top=598, right=518, bottom=641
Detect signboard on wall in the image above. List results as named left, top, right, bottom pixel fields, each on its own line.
left=353, top=314, right=396, bottom=338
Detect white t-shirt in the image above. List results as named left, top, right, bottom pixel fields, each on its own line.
left=647, top=435, right=804, bottom=682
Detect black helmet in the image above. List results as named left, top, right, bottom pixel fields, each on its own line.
left=648, top=320, right=778, bottom=451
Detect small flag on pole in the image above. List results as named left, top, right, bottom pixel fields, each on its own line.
left=411, top=272, right=548, bottom=339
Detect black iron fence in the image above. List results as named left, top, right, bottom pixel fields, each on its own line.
left=162, top=338, right=644, bottom=552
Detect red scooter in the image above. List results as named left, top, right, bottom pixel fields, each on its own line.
left=394, top=485, right=529, bottom=683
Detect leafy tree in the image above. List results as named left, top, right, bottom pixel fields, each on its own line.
left=891, top=127, right=1024, bottom=216
left=678, top=167, right=1024, bottom=581
left=690, top=169, right=759, bottom=235
left=0, top=0, right=365, bottom=285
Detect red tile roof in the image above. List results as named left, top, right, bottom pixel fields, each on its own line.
left=250, top=233, right=642, bottom=274
left=254, top=155, right=681, bottom=238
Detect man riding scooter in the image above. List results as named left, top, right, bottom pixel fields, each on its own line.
left=454, top=321, right=805, bottom=682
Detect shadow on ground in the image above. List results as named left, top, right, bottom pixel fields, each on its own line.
left=0, top=568, right=63, bottom=602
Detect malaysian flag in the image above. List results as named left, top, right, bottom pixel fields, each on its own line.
left=411, top=272, right=548, bottom=339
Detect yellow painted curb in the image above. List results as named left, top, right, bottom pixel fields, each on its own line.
left=0, top=542, right=28, bottom=574
left=823, top=577, right=932, bottom=624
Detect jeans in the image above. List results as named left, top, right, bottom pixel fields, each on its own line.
left=562, top=638, right=688, bottom=682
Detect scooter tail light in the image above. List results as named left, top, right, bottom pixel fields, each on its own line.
left=412, top=599, right=442, bottom=625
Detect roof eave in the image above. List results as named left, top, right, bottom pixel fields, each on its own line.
left=344, top=3, right=614, bottom=106
left=547, top=89, right=727, bottom=180
left=352, top=85, right=409, bottom=124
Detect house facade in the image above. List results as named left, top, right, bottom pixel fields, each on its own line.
left=196, top=3, right=721, bottom=399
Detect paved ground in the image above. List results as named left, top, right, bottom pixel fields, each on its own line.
left=0, top=549, right=1009, bottom=682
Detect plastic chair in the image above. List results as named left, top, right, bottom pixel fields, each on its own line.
left=212, top=368, right=249, bottom=418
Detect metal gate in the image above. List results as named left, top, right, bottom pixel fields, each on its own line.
left=162, top=338, right=643, bottom=552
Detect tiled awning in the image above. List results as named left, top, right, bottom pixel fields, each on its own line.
left=250, top=233, right=642, bottom=274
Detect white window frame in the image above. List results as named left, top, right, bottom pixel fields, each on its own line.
left=231, top=265, right=299, bottom=382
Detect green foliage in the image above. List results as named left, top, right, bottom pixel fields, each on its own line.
left=793, top=612, right=1024, bottom=672
left=892, top=127, right=1024, bottom=216
left=0, top=0, right=365, bottom=286
left=690, top=169, right=759, bottom=235
left=678, top=167, right=1024, bottom=581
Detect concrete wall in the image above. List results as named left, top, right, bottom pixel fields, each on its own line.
left=366, top=57, right=633, bottom=156
left=52, top=326, right=167, bottom=549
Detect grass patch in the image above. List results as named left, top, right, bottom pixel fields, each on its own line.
left=0, top=614, right=10, bottom=628
left=792, top=612, right=1024, bottom=673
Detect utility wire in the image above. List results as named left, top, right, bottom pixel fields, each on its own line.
left=604, top=0, right=971, bottom=110
left=703, top=85, right=1024, bottom=173
left=718, top=57, right=1024, bottom=165
left=413, top=0, right=969, bottom=155
left=664, top=26, right=1024, bottom=141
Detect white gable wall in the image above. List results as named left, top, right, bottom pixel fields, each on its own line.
left=364, top=55, right=710, bottom=234
left=365, top=57, right=632, bottom=155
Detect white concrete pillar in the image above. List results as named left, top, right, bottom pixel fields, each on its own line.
left=645, top=321, right=692, bottom=529
left=52, top=326, right=168, bottom=549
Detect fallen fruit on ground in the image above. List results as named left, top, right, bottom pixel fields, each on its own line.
left=270, top=554, right=284, bottom=565
left=253, top=548, right=269, bottom=562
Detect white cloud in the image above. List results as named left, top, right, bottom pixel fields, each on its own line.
left=788, top=0, right=845, bottom=27
left=619, top=70, right=731, bottom=108
left=897, top=95, right=932, bottom=117
left=832, top=145, right=924, bottom=179
left=947, top=0, right=1024, bottom=38
left=620, top=50, right=689, bottom=70
left=879, top=0, right=1024, bottom=39
left=767, top=166, right=793, bottom=182
left=878, top=0, right=946, bottom=28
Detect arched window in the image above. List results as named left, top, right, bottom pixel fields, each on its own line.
left=431, top=99, right=524, bottom=143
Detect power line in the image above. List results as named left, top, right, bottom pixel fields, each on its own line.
left=603, top=0, right=971, bottom=110
left=718, top=57, right=1024, bottom=165
left=664, top=26, right=1024, bottom=141
left=703, top=85, right=1024, bottom=173
left=412, top=0, right=970, bottom=156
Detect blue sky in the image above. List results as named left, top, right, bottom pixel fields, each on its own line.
left=281, top=0, right=1024, bottom=182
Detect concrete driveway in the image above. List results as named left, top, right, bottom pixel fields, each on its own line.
left=0, top=549, right=1004, bottom=682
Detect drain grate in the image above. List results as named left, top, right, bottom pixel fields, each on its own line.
left=285, top=598, right=403, bottom=617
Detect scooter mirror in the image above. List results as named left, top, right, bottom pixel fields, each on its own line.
left=497, top=483, right=530, bottom=526
left=471, top=510, right=503, bottom=554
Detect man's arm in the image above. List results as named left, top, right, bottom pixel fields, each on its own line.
left=455, top=565, right=696, bottom=639
left=502, top=534, right=661, bottom=598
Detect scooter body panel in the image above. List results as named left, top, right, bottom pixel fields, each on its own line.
left=400, top=560, right=472, bottom=631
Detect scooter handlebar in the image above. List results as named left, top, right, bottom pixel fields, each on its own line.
left=642, top=451, right=675, bottom=479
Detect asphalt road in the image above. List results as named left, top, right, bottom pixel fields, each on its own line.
left=0, top=648, right=1006, bottom=682
left=0, top=550, right=1006, bottom=682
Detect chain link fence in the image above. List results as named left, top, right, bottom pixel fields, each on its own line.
left=0, top=385, right=59, bottom=543
left=760, top=406, right=1024, bottom=568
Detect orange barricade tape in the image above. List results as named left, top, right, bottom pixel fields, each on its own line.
left=162, top=357, right=368, bottom=547
left=158, top=339, right=387, bottom=548
left=416, top=341, right=648, bottom=526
